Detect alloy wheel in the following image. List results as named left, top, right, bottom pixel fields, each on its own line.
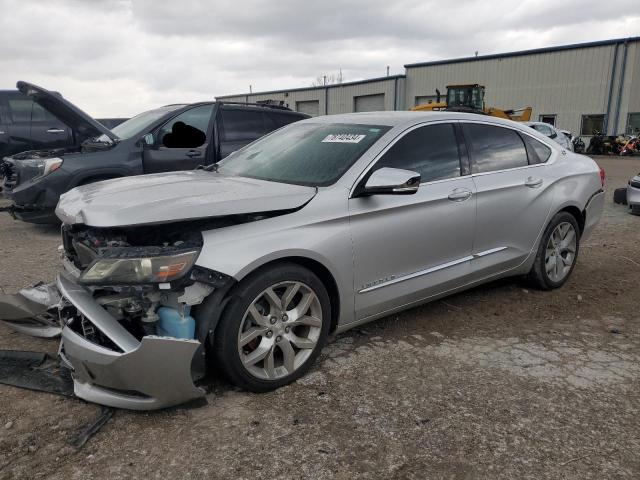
left=237, top=281, right=323, bottom=380
left=545, top=221, right=577, bottom=282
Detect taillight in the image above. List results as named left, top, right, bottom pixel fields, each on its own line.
left=599, top=167, right=605, bottom=188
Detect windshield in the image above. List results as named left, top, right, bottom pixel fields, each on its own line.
left=217, top=123, right=390, bottom=186
left=92, top=105, right=186, bottom=143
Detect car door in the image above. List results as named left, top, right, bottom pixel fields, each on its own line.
left=6, top=93, right=71, bottom=154
left=217, top=107, right=267, bottom=159
left=349, top=122, right=476, bottom=320
left=462, top=121, right=556, bottom=279
left=142, top=104, right=215, bottom=174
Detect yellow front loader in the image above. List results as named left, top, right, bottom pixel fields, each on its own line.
left=411, top=84, right=532, bottom=122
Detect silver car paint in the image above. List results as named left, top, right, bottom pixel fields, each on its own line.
left=628, top=175, right=640, bottom=210
left=1, top=111, right=604, bottom=410
left=56, top=273, right=205, bottom=409
left=193, top=113, right=603, bottom=331
left=56, top=170, right=317, bottom=227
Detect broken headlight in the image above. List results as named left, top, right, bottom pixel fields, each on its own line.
left=79, top=250, right=200, bottom=285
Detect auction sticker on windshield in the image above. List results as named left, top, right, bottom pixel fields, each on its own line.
left=322, top=133, right=366, bottom=143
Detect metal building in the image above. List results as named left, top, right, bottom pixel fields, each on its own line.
left=217, top=37, right=639, bottom=137
left=405, top=37, right=640, bottom=137
left=217, top=75, right=405, bottom=117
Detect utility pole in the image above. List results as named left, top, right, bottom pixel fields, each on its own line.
left=249, top=84, right=252, bottom=93
left=323, top=75, right=327, bottom=86
left=386, top=65, right=390, bottom=77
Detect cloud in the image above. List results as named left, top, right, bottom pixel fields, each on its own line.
left=0, top=0, right=637, bottom=116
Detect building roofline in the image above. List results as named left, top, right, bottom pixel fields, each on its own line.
left=216, top=74, right=405, bottom=99
left=404, top=36, right=640, bottom=69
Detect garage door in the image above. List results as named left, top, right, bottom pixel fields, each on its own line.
left=296, top=100, right=320, bottom=117
left=354, top=94, right=385, bottom=112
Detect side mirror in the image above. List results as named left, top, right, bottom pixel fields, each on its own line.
left=137, top=133, right=154, bottom=147
left=549, top=132, right=557, bottom=139
left=361, top=167, right=421, bottom=196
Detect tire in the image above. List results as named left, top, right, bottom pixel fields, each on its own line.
left=212, top=262, right=331, bottom=392
left=631, top=204, right=640, bottom=216
left=613, top=187, right=628, bottom=205
left=528, top=212, right=581, bottom=291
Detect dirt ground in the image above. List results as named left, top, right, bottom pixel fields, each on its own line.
left=0, top=156, right=638, bottom=479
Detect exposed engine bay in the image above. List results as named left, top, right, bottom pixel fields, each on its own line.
left=0, top=212, right=296, bottom=409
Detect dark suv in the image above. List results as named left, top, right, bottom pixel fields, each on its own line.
left=1, top=82, right=308, bottom=223
left=0, top=88, right=127, bottom=158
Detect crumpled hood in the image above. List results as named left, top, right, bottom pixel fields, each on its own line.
left=55, top=171, right=317, bottom=227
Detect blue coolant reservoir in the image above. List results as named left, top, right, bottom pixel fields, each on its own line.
left=156, top=306, right=196, bottom=339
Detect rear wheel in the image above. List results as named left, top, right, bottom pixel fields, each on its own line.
left=213, top=263, right=330, bottom=392
left=528, top=212, right=580, bottom=290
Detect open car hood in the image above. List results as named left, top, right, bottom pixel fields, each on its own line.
left=56, top=171, right=317, bottom=227
left=17, top=81, right=118, bottom=143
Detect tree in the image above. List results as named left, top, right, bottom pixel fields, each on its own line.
left=311, top=71, right=344, bottom=87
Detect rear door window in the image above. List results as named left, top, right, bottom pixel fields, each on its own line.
left=463, top=123, right=528, bottom=173
left=220, top=109, right=266, bottom=142
left=373, top=123, right=461, bottom=182
left=8, top=98, right=58, bottom=123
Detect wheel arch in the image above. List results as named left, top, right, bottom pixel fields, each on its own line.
left=233, top=256, right=342, bottom=334
left=556, top=204, right=585, bottom=234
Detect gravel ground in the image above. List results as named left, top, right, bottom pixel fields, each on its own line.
left=0, top=156, right=638, bottom=479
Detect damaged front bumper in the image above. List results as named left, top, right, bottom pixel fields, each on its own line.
left=0, top=274, right=206, bottom=410
left=0, top=283, right=62, bottom=337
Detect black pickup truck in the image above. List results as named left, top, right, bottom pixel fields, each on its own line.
left=1, top=82, right=308, bottom=223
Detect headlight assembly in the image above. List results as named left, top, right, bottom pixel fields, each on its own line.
left=79, top=250, right=200, bottom=285
left=22, top=157, right=63, bottom=179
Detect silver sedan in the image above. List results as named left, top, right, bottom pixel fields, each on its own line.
left=524, top=121, right=574, bottom=151
left=1, top=112, right=605, bottom=409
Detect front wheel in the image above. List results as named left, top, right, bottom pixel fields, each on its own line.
left=213, top=263, right=331, bottom=392
left=528, top=212, right=580, bottom=290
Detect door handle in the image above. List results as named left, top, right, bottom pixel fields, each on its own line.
left=448, top=188, right=472, bottom=202
left=0, top=130, right=5, bottom=135
left=186, top=150, right=202, bottom=158
left=46, top=128, right=65, bottom=134
left=524, top=176, right=543, bottom=188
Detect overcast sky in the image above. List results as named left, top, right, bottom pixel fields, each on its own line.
left=1, top=0, right=638, bottom=117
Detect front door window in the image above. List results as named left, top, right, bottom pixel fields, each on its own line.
left=158, top=105, right=213, bottom=148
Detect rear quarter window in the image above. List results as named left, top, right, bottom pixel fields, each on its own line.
left=520, top=133, right=552, bottom=164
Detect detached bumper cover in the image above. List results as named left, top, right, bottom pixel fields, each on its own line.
left=0, top=284, right=62, bottom=337
left=56, top=274, right=205, bottom=410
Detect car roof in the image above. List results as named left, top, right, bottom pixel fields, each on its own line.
left=299, top=111, right=532, bottom=129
